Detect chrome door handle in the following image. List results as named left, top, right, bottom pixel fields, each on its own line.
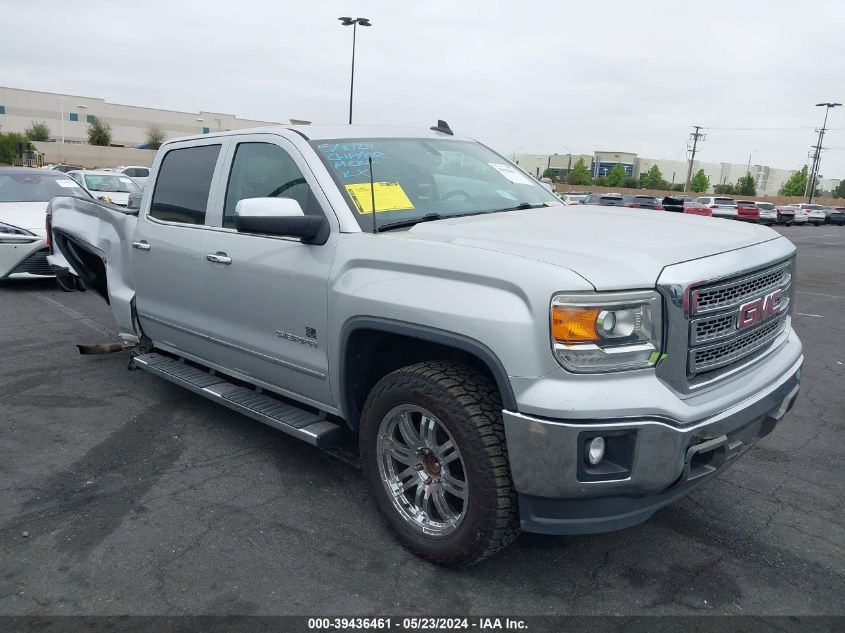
left=132, top=241, right=151, bottom=251
left=206, top=252, right=232, bottom=265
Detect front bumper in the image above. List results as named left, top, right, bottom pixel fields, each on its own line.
left=0, top=237, right=50, bottom=279
left=503, top=358, right=802, bottom=535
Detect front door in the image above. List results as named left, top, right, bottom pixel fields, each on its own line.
left=201, top=136, right=337, bottom=408
left=133, top=140, right=226, bottom=356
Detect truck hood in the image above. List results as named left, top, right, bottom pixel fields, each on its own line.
left=397, top=205, right=782, bottom=290
left=0, top=201, right=49, bottom=232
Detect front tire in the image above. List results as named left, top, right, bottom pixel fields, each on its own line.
left=359, top=361, right=519, bottom=566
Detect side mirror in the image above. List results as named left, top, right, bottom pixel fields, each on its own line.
left=234, top=197, right=327, bottom=244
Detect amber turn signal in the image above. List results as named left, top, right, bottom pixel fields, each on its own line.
left=551, top=306, right=601, bottom=342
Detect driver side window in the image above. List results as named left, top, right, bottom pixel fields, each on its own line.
left=223, top=142, right=314, bottom=228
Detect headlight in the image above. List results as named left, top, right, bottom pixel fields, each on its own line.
left=0, top=221, right=34, bottom=236
left=0, top=221, right=36, bottom=244
left=550, top=290, right=663, bottom=372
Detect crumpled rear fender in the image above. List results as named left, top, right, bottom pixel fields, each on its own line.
left=47, top=196, right=140, bottom=342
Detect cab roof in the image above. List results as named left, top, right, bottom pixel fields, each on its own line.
left=164, top=124, right=473, bottom=146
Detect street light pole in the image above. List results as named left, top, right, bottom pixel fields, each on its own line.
left=806, top=102, right=841, bottom=202
left=338, top=17, right=372, bottom=125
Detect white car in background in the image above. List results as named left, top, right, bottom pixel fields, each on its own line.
left=68, top=170, right=141, bottom=207
left=110, top=165, right=151, bottom=187
left=793, top=208, right=809, bottom=225
left=0, top=168, right=90, bottom=280
left=793, top=203, right=826, bottom=226
left=693, top=196, right=739, bottom=219
left=556, top=193, right=589, bottom=205
left=754, top=201, right=778, bottom=225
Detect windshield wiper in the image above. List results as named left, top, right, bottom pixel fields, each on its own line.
left=377, top=213, right=445, bottom=232
left=492, top=202, right=550, bottom=212
left=375, top=203, right=550, bottom=233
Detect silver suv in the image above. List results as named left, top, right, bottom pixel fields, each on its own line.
left=46, top=124, right=802, bottom=565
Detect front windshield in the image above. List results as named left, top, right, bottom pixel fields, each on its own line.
left=311, top=138, right=560, bottom=229
left=0, top=173, right=91, bottom=202
left=83, top=174, right=140, bottom=193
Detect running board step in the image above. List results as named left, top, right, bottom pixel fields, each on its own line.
left=131, top=352, right=340, bottom=447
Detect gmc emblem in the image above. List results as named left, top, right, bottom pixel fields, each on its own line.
left=737, top=289, right=783, bottom=330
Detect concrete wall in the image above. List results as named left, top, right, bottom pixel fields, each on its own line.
left=0, top=86, right=293, bottom=148
left=512, top=153, right=593, bottom=178
left=32, top=141, right=157, bottom=169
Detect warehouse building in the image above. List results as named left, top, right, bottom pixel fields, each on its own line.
left=0, top=86, right=307, bottom=148
left=514, top=151, right=841, bottom=196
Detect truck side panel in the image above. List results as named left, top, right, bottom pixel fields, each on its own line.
left=47, top=196, right=139, bottom=341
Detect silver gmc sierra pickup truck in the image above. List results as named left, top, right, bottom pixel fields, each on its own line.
left=46, top=122, right=802, bottom=566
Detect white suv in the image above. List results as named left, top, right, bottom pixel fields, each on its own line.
left=111, top=165, right=151, bottom=187
left=694, top=196, right=738, bottom=219
left=794, top=204, right=826, bottom=226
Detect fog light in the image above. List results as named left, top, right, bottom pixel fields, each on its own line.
left=587, top=436, right=606, bottom=466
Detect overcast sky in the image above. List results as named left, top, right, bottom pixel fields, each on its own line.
left=3, top=0, right=844, bottom=176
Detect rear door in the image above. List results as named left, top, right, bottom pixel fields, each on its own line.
left=132, top=139, right=228, bottom=356
left=201, top=133, right=338, bottom=407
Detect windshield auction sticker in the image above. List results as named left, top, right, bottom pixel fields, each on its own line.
left=345, top=182, right=415, bottom=214
left=488, top=163, right=533, bottom=185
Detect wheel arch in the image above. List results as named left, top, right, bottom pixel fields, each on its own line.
left=338, top=317, right=517, bottom=430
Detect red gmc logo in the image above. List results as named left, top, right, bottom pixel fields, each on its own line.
left=737, top=289, right=783, bottom=329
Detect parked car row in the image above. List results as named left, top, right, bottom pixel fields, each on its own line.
left=42, top=164, right=150, bottom=188
left=556, top=191, right=845, bottom=226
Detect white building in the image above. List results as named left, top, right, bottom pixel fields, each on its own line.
left=0, top=86, right=307, bottom=148
left=514, top=149, right=840, bottom=196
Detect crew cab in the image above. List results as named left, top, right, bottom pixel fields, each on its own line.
left=46, top=124, right=803, bottom=566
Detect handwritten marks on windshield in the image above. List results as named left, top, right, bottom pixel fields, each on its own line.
left=316, top=142, right=384, bottom=180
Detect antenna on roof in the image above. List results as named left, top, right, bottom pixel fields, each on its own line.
left=430, top=120, right=453, bottom=135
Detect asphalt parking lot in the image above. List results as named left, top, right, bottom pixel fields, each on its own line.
left=0, top=225, right=843, bottom=616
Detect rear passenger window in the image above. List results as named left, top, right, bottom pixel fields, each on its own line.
left=223, top=142, right=316, bottom=229
left=136, top=168, right=149, bottom=177
left=150, top=145, right=221, bottom=225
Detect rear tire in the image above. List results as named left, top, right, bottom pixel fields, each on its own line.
left=359, top=361, right=519, bottom=566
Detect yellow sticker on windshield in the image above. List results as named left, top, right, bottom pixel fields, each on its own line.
left=345, top=182, right=415, bottom=214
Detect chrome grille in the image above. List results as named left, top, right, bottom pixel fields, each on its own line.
left=691, top=262, right=790, bottom=315
left=687, top=257, right=793, bottom=378
left=690, top=318, right=784, bottom=373
left=691, top=313, right=736, bottom=344
left=10, top=248, right=53, bottom=276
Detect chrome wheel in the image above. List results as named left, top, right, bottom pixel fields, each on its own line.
left=376, top=405, right=467, bottom=538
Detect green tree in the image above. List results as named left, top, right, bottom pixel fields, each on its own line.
left=779, top=166, right=808, bottom=196
left=567, top=158, right=592, bottom=185
left=689, top=169, right=710, bottom=193
left=0, top=132, right=28, bottom=164
left=832, top=180, right=845, bottom=199
left=713, top=183, right=734, bottom=195
left=24, top=120, right=50, bottom=142
left=641, top=164, right=665, bottom=189
left=606, top=163, right=627, bottom=187
left=671, top=183, right=684, bottom=192
left=87, top=116, right=112, bottom=146
left=144, top=123, right=166, bottom=149
left=735, top=173, right=756, bottom=196
left=592, top=176, right=609, bottom=187
left=622, top=176, right=639, bottom=189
